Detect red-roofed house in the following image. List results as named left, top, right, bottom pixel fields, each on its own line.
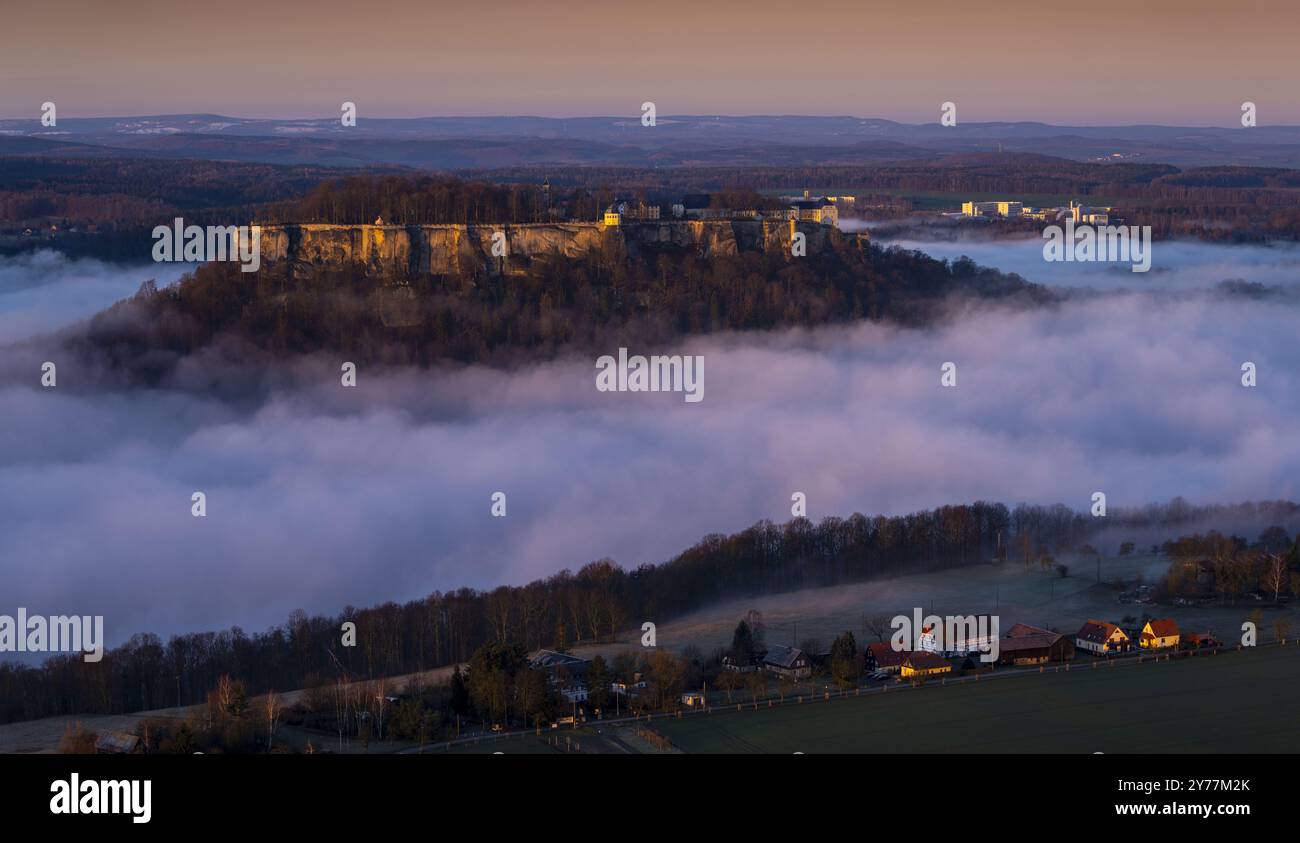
left=865, top=642, right=908, bottom=673
left=1139, top=618, right=1180, bottom=649
left=1076, top=620, right=1130, bottom=655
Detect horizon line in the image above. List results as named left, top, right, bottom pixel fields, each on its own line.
left=0, top=112, right=1291, bottom=131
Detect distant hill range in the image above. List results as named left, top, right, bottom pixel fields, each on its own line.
left=4, top=114, right=1300, bottom=169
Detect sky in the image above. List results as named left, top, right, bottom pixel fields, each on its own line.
left=1, top=0, right=1296, bottom=124
left=3, top=240, right=1300, bottom=646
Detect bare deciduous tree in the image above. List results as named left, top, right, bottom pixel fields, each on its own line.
left=1263, top=554, right=1287, bottom=602
left=863, top=614, right=891, bottom=643
left=264, top=691, right=282, bottom=750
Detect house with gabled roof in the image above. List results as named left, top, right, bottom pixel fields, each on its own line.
left=997, top=623, right=1075, bottom=665
left=95, top=730, right=141, bottom=755
left=900, top=651, right=952, bottom=678
left=528, top=649, right=590, bottom=703
left=1139, top=618, right=1180, bottom=649
left=1076, top=620, right=1131, bottom=655
left=865, top=641, right=908, bottom=673
left=762, top=644, right=812, bottom=679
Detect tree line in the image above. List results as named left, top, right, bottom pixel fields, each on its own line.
left=6, top=498, right=1291, bottom=725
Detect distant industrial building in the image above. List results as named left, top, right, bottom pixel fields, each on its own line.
left=962, top=200, right=1022, bottom=218
left=961, top=198, right=1113, bottom=223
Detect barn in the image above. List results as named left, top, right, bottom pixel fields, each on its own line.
left=996, top=624, right=1075, bottom=666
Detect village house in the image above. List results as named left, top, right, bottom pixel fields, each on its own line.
left=528, top=649, right=591, bottom=703
left=762, top=644, right=812, bottom=679
left=865, top=641, right=908, bottom=673
left=95, top=730, right=141, bottom=755
left=997, top=623, right=1075, bottom=666
left=611, top=678, right=648, bottom=701
left=917, top=616, right=997, bottom=657
left=901, top=651, right=953, bottom=678
left=1075, top=620, right=1131, bottom=655
left=1139, top=618, right=1180, bottom=649
left=722, top=647, right=759, bottom=676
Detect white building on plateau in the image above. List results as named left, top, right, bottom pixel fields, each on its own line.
left=789, top=199, right=838, bottom=226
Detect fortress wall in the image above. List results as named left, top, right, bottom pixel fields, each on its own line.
left=253, top=220, right=847, bottom=277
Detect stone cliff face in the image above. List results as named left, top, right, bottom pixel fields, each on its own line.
left=254, top=220, right=851, bottom=278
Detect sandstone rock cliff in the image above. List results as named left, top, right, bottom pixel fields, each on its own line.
left=254, top=220, right=855, bottom=279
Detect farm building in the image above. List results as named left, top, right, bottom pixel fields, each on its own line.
left=1184, top=631, right=1221, bottom=649
left=95, top=730, right=141, bottom=755
left=865, top=642, right=908, bottom=673
left=997, top=624, right=1075, bottom=665
left=763, top=644, right=812, bottom=679
left=901, top=652, right=953, bottom=678
left=528, top=649, right=591, bottom=703
left=1139, top=618, right=1180, bottom=649
left=721, top=654, right=761, bottom=673
left=1076, top=620, right=1131, bottom=655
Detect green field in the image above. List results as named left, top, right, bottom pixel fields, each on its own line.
left=651, top=645, right=1300, bottom=753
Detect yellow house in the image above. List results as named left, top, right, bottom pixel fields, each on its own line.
left=1139, top=618, right=1180, bottom=649
left=901, top=652, right=953, bottom=678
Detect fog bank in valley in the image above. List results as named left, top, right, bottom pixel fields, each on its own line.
left=0, top=250, right=192, bottom=345
left=2, top=239, right=1298, bottom=648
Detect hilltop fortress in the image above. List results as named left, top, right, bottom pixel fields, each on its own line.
left=253, top=219, right=861, bottom=278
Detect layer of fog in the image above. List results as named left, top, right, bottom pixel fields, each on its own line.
left=881, top=234, right=1300, bottom=292
left=0, top=250, right=193, bottom=345
left=2, top=240, right=1299, bottom=649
